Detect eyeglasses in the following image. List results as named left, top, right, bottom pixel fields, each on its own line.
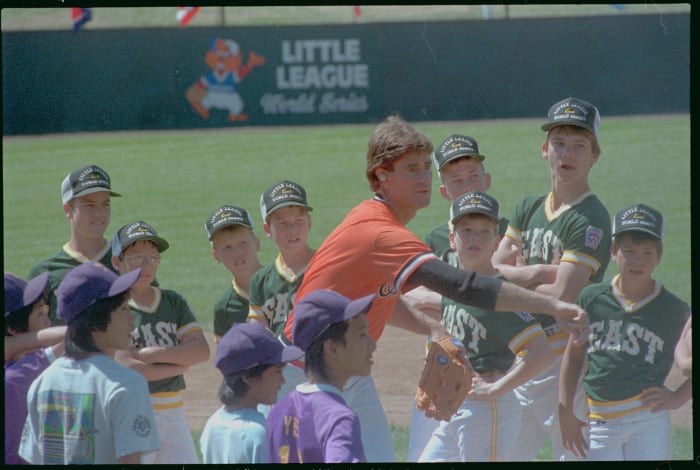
left=123, top=255, right=161, bottom=266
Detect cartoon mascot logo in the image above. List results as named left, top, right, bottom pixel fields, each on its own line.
left=186, top=37, right=266, bottom=122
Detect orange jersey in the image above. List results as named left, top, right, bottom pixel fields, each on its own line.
left=284, top=197, right=437, bottom=342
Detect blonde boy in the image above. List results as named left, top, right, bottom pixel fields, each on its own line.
left=205, top=205, right=263, bottom=341
left=248, top=180, right=315, bottom=335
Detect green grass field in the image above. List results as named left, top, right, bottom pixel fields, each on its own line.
left=3, top=115, right=692, bottom=460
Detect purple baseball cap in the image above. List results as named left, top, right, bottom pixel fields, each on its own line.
left=215, top=322, right=304, bottom=377
left=292, top=289, right=375, bottom=351
left=57, top=262, right=141, bottom=324
left=4, top=271, right=49, bottom=317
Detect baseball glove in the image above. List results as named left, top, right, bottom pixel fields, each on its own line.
left=415, top=336, right=472, bottom=421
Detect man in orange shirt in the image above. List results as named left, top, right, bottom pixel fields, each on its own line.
left=278, top=115, right=589, bottom=462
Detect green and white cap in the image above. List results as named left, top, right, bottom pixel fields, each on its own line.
left=61, top=164, right=121, bottom=204
left=612, top=203, right=664, bottom=240
left=260, top=180, right=313, bottom=221
left=205, top=205, right=255, bottom=241
left=450, top=191, right=500, bottom=225
left=112, top=220, right=169, bottom=257
left=541, top=97, right=600, bottom=138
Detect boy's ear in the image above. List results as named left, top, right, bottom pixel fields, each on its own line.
left=262, top=222, right=273, bottom=239
left=63, top=203, right=73, bottom=220
left=111, top=256, right=122, bottom=271
left=323, top=338, right=338, bottom=357
left=6, top=326, right=20, bottom=337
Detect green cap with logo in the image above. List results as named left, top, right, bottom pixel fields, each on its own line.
left=612, top=203, right=664, bottom=240
left=433, top=134, right=485, bottom=171
left=112, top=220, right=170, bottom=257
left=541, top=97, right=600, bottom=138
left=450, top=191, right=500, bottom=225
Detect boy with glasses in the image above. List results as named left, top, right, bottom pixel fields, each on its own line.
left=111, top=220, right=210, bottom=464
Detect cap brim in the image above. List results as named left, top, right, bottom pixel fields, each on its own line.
left=439, top=152, right=485, bottom=169
left=23, top=271, right=50, bottom=306
left=451, top=210, right=499, bottom=226
left=280, top=345, right=304, bottom=363
left=121, top=235, right=170, bottom=254
left=148, top=236, right=169, bottom=252
left=64, top=187, right=121, bottom=204
left=343, top=294, right=375, bottom=321
left=541, top=121, right=595, bottom=135
left=267, top=201, right=313, bottom=218
left=612, top=227, right=662, bottom=240
left=107, top=268, right=141, bottom=297
left=208, top=221, right=253, bottom=241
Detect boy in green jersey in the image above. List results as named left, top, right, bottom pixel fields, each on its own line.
left=248, top=180, right=316, bottom=335
left=111, top=220, right=210, bottom=464
left=29, top=165, right=121, bottom=324
left=492, top=97, right=612, bottom=461
left=406, top=134, right=506, bottom=460
left=559, top=204, right=691, bottom=461
left=418, top=192, right=553, bottom=462
left=205, top=205, right=263, bottom=342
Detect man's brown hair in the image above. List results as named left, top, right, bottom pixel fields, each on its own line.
left=365, top=115, right=433, bottom=191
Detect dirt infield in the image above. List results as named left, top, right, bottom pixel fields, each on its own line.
left=183, top=327, right=693, bottom=433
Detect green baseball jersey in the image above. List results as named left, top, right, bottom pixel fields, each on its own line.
left=505, top=191, right=611, bottom=327
left=425, top=217, right=509, bottom=268
left=213, top=278, right=250, bottom=338
left=248, top=254, right=306, bottom=335
left=129, top=288, right=202, bottom=395
left=440, top=275, right=545, bottom=373
left=577, top=275, right=689, bottom=403
left=29, top=242, right=116, bottom=325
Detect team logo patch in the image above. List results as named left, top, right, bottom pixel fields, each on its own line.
left=132, top=414, right=152, bottom=437
left=585, top=226, right=603, bottom=249
left=515, top=311, right=535, bottom=322
left=449, top=337, right=465, bottom=349
left=377, top=281, right=398, bottom=298
left=436, top=355, right=449, bottom=366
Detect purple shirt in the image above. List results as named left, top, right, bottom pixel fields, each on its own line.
left=4, top=347, right=55, bottom=465
left=266, top=383, right=365, bottom=463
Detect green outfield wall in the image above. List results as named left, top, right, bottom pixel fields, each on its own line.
left=2, top=13, right=689, bottom=135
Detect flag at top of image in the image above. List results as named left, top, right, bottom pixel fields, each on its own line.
left=71, top=8, right=92, bottom=33
left=177, top=7, right=201, bottom=26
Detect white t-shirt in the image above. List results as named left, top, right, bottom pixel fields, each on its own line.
left=19, top=354, right=160, bottom=464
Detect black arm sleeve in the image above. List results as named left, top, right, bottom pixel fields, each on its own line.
left=408, top=258, right=503, bottom=310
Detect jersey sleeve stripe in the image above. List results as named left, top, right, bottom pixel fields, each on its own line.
left=504, top=226, right=522, bottom=243
left=177, top=322, right=202, bottom=338
left=395, top=252, right=438, bottom=291
left=560, top=251, right=602, bottom=273
left=508, top=324, right=546, bottom=354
